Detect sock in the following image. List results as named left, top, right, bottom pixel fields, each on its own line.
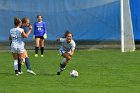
left=57, top=58, right=67, bottom=73
left=15, top=70, right=18, bottom=74
left=14, top=60, right=18, bottom=70
left=41, top=47, right=44, bottom=55
left=25, top=57, right=31, bottom=70
left=61, top=58, right=66, bottom=65
left=35, top=47, right=39, bottom=54
left=18, top=58, right=21, bottom=72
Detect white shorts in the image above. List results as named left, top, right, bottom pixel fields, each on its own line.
left=10, top=42, right=25, bottom=53
left=59, top=48, right=71, bottom=56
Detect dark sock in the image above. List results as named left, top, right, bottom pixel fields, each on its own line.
left=18, top=58, right=21, bottom=72
left=15, top=70, right=18, bottom=74
left=25, top=57, right=31, bottom=70
left=41, top=47, right=44, bottom=55
left=60, top=64, right=66, bottom=68
left=35, top=47, right=39, bottom=54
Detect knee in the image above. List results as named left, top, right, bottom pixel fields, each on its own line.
left=66, top=56, right=71, bottom=61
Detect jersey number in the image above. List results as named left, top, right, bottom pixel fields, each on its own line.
left=37, top=27, right=42, bottom=31
left=13, top=35, right=18, bottom=41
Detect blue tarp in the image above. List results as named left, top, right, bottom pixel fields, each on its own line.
left=0, top=0, right=139, bottom=41
left=130, top=0, right=140, bottom=40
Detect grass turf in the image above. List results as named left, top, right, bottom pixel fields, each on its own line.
left=0, top=49, right=140, bottom=93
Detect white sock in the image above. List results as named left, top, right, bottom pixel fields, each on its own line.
left=61, top=58, right=66, bottom=65
left=14, top=60, right=18, bottom=70
left=57, top=58, right=67, bottom=72
left=58, top=67, right=61, bottom=72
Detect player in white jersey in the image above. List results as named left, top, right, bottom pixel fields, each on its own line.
left=57, top=31, right=76, bottom=75
left=9, top=17, right=32, bottom=76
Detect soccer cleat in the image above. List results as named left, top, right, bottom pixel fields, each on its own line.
left=27, top=70, right=36, bottom=75
left=15, top=74, right=19, bottom=76
left=15, top=70, right=18, bottom=76
left=35, top=54, right=38, bottom=57
left=18, top=71, right=23, bottom=75
left=57, top=72, right=60, bottom=75
left=41, top=55, right=44, bottom=57
left=61, top=67, right=65, bottom=71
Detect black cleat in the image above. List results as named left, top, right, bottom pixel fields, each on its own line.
left=57, top=72, right=60, bottom=75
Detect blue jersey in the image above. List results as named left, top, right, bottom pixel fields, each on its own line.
left=21, top=25, right=28, bottom=33
left=34, top=21, right=47, bottom=36
left=20, top=25, right=28, bottom=41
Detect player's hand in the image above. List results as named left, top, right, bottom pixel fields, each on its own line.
left=29, top=25, right=32, bottom=30
left=56, top=38, right=60, bottom=42
left=43, top=33, right=47, bottom=39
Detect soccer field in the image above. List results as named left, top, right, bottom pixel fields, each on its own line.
left=0, top=49, right=140, bottom=93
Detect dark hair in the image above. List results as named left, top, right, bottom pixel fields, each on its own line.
left=22, top=17, right=29, bottom=23
left=37, top=15, right=42, bottom=18
left=63, top=30, right=72, bottom=38
left=14, top=17, right=21, bottom=26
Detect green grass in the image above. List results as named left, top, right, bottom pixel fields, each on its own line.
left=0, top=49, right=140, bottom=93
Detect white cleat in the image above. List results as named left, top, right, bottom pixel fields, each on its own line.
left=61, top=68, right=65, bottom=71
left=27, top=70, right=36, bottom=75
left=35, top=54, right=38, bottom=57
left=18, top=71, right=23, bottom=75
left=15, top=74, right=18, bottom=76
left=41, top=55, right=44, bottom=57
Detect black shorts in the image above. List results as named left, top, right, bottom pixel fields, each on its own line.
left=35, top=36, right=44, bottom=39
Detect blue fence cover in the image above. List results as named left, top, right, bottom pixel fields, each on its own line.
left=0, top=0, right=139, bottom=41
left=130, top=0, right=140, bottom=40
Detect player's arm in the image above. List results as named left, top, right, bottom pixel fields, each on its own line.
left=69, top=42, right=76, bottom=57
left=56, top=38, right=66, bottom=42
left=9, top=35, right=12, bottom=40
left=56, top=38, right=60, bottom=42
left=43, top=22, right=47, bottom=34
left=69, top=49, right=75, bottom=57
left=43, top=22, right=47, bottom=39
left=28, top=25, right=32, bottom=32
left=22, top=29, right=32, bottom=38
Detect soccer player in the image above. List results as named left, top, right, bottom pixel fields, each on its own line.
left=56, top=31, right=76, bottom=75
left=34, top=15, right=47, bottom=57
left=10, top=17, right=32, bottom=75
left=17, top=17, right=36, bottom=75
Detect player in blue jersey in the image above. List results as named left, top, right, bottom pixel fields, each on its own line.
left=17, top=17, right=36, bottom=75
left=10, top=17, right=32, bottom=75
left=34, top=15, right=47, bottom=57
left=56, top=31, right=76, bottom=75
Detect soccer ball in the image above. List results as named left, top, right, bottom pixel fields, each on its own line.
left=70, top=70, right=78, bottom=77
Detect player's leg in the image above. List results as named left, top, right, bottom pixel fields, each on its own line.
left=24, top=49, right=31, bottom=70
left=40, top=37, right=45, bottom=57
left=35, top=37, right=40, bottom=57
left=24, top=49, right=36, bottom=75
left=11, top=46, right=19, bottom=75
left=17, top=43, right=25, bottom=74
left=18, top=57, right=22, bottom=74
left=19, top=52, right=26, bottom=64
left=12, top=53, right=19, bottom=76
left=57, top=50, right=71, bottom=75
left=62, top=52, right=71, bottom=65
left=59, top=52, right=71, bottom=70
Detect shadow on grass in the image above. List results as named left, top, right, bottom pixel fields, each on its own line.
left=36, top=73, right=57, bottom=76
